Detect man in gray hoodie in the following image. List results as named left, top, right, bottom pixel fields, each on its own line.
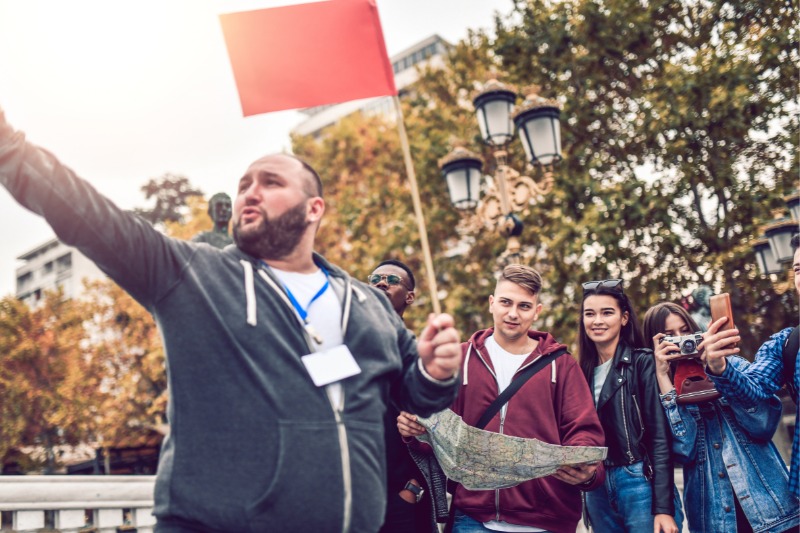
left=0, top=109, right=462, bottom=533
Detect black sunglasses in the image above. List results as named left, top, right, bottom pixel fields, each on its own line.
left=367, top=274, right=412, bottom=291
left=582, top=279, right=624, bottom=293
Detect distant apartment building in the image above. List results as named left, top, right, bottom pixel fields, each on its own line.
left=15, top=238, right=106, bottom=306
left=293, top=34, right=450, bottom=138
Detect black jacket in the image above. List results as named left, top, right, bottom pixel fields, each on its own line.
left=593, top=342, right=675, bottom=516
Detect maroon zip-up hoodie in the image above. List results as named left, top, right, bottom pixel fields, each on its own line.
left=408, top=328, right=605, bottom=533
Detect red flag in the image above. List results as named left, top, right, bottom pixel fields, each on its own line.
left=219, top=0, right=397, bottom=116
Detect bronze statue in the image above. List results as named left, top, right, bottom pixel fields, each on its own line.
left=690, top=285, right=714, bottom=332
left=190, top=192, right=233, bottom=249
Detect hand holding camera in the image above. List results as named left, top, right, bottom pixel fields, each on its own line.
left=652, top=333, right=688, bottom=377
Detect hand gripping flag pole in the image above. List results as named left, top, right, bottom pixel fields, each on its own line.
left=220, top=0, right=441, bottom=314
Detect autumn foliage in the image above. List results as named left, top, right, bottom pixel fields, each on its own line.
left=1, top=0, right=796, bottom=471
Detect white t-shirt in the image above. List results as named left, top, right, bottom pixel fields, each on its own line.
left=271, top=266, right=344, bottom=408
left=482, top=335, right=546, bottom=533
left=593, top=358, right=613, bottom=405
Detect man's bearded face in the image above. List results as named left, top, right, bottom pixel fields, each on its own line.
left=232, top=200, right=310, bottom=260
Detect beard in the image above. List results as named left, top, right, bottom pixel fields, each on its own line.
left=233, top=201, right=310, bottom=261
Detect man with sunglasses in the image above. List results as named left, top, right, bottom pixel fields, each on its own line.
left=368, top=260, right=433, bottom=533
left=368, top=260, right=416, bottom=317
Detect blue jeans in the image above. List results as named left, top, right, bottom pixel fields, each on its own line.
left=452, top=511, right=552, bottom=533
left=585, top=462, right=684, bottom=533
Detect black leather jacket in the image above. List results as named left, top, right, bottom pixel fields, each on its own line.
left=593, top=342, right=675, bottom=516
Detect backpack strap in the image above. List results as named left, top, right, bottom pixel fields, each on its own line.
left=782, top=327, right=799, bottom=401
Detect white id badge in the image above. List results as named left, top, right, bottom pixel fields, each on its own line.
left=301, top=345, right=361, bottom=387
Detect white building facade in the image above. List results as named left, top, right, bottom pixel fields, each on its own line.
left=293, top=35, right=450, bottom=138
left=15, top=238, right=106, bottom=306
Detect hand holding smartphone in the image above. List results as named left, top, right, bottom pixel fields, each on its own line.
left=709, top=293, right=737, bottom=348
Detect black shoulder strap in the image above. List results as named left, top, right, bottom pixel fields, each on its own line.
left=475, top=347, right=568, bottom=430
left=783, top=328, right=799, bottom=401
left=443, top=346, right=569, bottom=533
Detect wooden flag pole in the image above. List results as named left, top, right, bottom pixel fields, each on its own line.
left=392, top=95, right=441, bottom=315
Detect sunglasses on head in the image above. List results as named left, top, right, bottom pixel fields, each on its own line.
left=367, top=274, right=412, bottom=291
left=582, top=279, right=624, bottom=294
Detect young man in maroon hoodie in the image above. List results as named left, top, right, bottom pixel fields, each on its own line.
left=398, top=264, right=605, bottom=533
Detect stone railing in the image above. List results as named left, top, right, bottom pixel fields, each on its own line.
left=0, top=476, right=155, bottom=533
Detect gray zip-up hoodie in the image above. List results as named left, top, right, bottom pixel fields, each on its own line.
left=0, top=110, right=460, bottom=533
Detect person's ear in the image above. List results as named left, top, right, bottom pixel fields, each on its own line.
left=489, top=295, right=494, bottom=313
left=621, top=311, right=629, bottom=327
left=532, top=302, right=543, bottom=323
left=405, top=291, right=415, bottom=306
left=307, top=197, right=325, bottom=223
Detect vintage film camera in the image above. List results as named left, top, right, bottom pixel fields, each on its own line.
left=660, top=332, right=704, bottom=359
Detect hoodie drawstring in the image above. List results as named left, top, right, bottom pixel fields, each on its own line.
left=551, top=360, right=557, bottom=383
left=463, top=343, right=472, bottom=386
left=240, top=260, right=257, bottom=326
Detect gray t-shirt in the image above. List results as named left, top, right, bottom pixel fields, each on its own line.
left=594, top=359, right=614, bottom=404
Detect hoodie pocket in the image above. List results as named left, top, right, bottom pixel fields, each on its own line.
left=246, top=419, right=343, bottom=531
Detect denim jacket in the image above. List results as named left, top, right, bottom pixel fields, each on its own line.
left=660, top=357, right=799, bottom=533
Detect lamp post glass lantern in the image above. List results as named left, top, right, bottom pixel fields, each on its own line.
left=439, top=148, right=483, bottom=210
left=765, top=218, right=799, bottom=264
left=752, top=237, right=782, bottom=275
left=473, top=80, right=516, bottom=147
left=513, top=90, right=562, bottom=166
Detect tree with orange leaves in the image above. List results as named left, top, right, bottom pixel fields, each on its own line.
left=0, top=291, right=104, bottom=473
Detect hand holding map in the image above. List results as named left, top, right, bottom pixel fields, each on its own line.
left=415, top=409, right=607, bottom=491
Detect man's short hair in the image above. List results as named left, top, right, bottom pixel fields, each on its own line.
left=498, top=264, right=542, bottom=296
left=792, top=233, right=799, bottom=249
left=376, top=259, right=415, bottom=291
left=283, top=154, right=323, bottom=198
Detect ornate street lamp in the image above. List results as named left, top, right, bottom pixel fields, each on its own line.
left=752, top=236, right=782, bottom=275
left=751, top=198, right=799, bottom=292
left=473, top=79, right=517, bottom=147
left=765, top=217, right=799, bottom=264
left=439, top=79, right=563, bottom=265
left=439, top=147, right=483, bottom=210
left=513, top=87, right=562, bottom=166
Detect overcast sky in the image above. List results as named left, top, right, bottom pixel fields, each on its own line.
left=0, top=0, right=515, bottom=297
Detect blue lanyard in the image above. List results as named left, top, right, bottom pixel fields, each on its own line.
left=265, top=262, right=330, bottom=323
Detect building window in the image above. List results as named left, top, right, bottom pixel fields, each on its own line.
left=16, top=272, right=32, bottom=292
left=1, top=511, right=13, bottom=530
left=44, top=510, right=56, bottom=529
left=43, top=261, right=54, bottom=275
left=56, top=253, right=72, bottom=273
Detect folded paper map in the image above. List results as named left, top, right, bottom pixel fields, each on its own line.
left=416, top=409, right=608, bottom=490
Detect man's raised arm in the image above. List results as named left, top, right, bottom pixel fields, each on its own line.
left=0, top=109, right=193, bottom=310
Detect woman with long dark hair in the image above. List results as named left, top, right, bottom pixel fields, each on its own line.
left=644, top=302, right=798, bottom=533
left=579, top=280, right=683, bottom=533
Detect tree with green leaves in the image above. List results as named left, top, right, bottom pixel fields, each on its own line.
left=132, top=173, right=203, bottom=226
left=295, top=0, right=797, bottom=359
